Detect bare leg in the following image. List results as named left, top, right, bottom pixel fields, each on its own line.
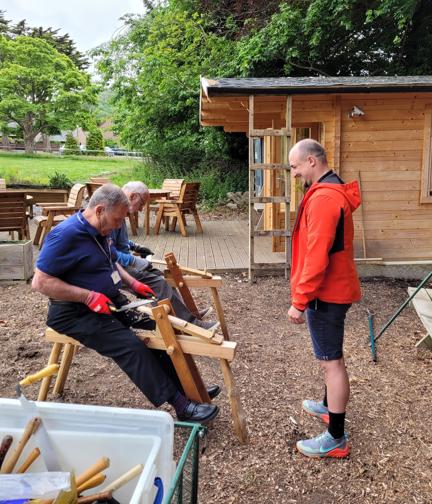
left=319, top=357, right=349, bottom=413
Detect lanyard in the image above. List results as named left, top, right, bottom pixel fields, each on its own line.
left=93, top=236, right=114, bottom=270
left=77, top=212, right=114, bottom=270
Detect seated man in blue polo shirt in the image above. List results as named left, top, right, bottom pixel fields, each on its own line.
left=32, top=184, right=219, bottom=424
left=111, top=181, right=218, bottom=331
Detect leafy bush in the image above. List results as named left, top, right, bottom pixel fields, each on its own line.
left=49, top=171, right=73, bottom=189
left=104, top=139, right=118, bottom=148
left=64, top=133, right=79, bottom=155
left=86, top=128, right=104, bottom=155
left=115, top=158, right=247, bottom=209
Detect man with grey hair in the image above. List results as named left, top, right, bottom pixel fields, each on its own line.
left=32, top=184, right=219, bottom=423
left=112, top=181, right=219, bottom=332
left=288, top=139, right=361, bottom=458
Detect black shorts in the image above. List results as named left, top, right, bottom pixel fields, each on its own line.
left=305, top=299, right=351, bottom=361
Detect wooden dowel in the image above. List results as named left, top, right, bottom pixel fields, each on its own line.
left=77, top=472, right=106, bottom=494
left=16, top=447, right=40, bottom=473
left=19, top=364, right=59, bottom=387
left=75, top=456, right=110, bottom=488
left=0, top=435, right=13, bottom=470
left=77, top=490, right=112, bottom=503
left=102, top=463, right=143, bottom=493
left=0, top=417, right=40, bottom=474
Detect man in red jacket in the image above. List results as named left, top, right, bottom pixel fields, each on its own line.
left=288, top=139, right=361, bottom=458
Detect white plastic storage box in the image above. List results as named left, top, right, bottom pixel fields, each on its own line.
left=0, top=398, right=175, bottom=503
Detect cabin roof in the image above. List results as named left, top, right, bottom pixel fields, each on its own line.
left=201, top=76, right=432, bottom=97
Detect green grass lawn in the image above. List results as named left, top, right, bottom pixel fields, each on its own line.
left=0, top=152, right=143, bottom=186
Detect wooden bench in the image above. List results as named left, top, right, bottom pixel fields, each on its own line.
left=35, top=255, right=248, bottom=443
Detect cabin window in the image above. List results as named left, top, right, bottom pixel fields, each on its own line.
left=421, top=107, right=432, bottom=203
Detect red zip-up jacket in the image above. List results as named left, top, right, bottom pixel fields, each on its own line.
left=290, top=172, right=362, bottom=311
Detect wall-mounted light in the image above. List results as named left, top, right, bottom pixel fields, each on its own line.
left=348, top=105, right=365, bottom=118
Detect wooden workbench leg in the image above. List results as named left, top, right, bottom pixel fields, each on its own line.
left=153, top=304, right=208, bottom=403
left=220, top=359, right=248, bottom=444
left=38, top=342, right=62, bottom=401
left=211, top=287, right=230, bottom=341
left=53, top=343, right=75, bottom=396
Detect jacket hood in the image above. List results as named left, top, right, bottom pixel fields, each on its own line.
left=305, top=180, right=361, bottom=212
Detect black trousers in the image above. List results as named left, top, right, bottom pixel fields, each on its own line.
left=125, top=266, right=196, bottom=322
left=46, top=296, right=182, bottom=406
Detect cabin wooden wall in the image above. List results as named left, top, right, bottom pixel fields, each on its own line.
left=338, top=93, right=431, bottom=261
left=200, top=91, right=432, bottom=261
left=289, top=92, right=432, bottom=261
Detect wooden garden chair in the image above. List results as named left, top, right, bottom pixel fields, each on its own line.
left=0, top=191, right=30, bottom=240
left=154, top=182, right=203, bottom=237
left=143, top=179, right=184, bottom=232
left=33, top=184, right=86, bottom=247
left=36, top=183, right=86, bottom=210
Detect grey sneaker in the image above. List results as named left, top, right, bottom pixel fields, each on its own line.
left=302, top=400, right=329, bottom=424
left=296, top=430, right=350, bottom=458
left=198, top=306, right=213, bottom=319
left=193, top=319, right=220, bottom=331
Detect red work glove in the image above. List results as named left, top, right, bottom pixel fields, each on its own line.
left=85, top=291, right=114, bottom=315
left=130, top=280, right=157, bottom=299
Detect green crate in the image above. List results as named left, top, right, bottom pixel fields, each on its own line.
left=165, top=422, right=207, bottom=504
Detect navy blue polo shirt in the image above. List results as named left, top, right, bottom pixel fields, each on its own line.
left=36, top=211, right=122, bottom=299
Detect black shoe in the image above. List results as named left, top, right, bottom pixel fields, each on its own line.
left=207, top=385, right=221, bottom=399
left=177, top=401, right=219, bottom=423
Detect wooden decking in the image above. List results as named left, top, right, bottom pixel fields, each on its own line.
left=1, top=218, right=286, bottom=273
left=132, top=219, right=285, bottom=272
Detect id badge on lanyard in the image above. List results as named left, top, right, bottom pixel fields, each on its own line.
left=111, top=270, right=121, bottom=284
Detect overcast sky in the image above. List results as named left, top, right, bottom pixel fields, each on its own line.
left=2, top=0, right=146, bottom=52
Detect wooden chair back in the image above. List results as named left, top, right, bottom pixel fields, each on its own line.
left=90, top=176, right=110, bottom=184
left=179, top=182, right=200, bottom=211
left=161, top=178, right=184, bottom=200
left=67, top=183, right=86, bottom=207
left=86, top=182, right=103, bottom=198
left=0, top=192, right=28, bottom=238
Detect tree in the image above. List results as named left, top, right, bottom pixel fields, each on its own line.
left=94, top=0, right=432, bottom=182
left=64, top=132, right=79, bottom=155
left=235, top=0, right=427, bottom=77
left=0, top=36, right=96, bottom=153
left=86, top=128, right=104, bottom=154
left=93, top=3, right=237, bottom=172
left=0, top=10, right=88, bottom=69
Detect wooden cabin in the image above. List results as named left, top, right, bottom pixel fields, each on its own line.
left=200, top=76, right=432, bottom=274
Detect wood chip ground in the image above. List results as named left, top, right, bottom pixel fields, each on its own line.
left=0, top=275, right=431, bottom=503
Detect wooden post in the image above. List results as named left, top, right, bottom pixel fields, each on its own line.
left=164, top=252, right=199, bottom=316
left=152, top=304, right=209, bottom=403
left=220, top=360, right=248, bottom=444
left=210, top=287, right=229, bottom=341
left=248, top=95, right=255, bottom=282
